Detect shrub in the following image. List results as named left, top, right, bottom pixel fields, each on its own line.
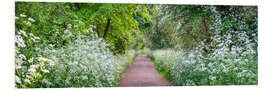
left=15, top=24, right=133, bottom=88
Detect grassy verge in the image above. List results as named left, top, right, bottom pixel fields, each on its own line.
left=147, top=51, right=172, bottom=84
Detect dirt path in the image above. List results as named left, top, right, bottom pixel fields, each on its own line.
left=119, top=55, right=172, bottom=87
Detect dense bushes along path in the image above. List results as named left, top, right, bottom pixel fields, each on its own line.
left=119, top=55, right=171, bottom=86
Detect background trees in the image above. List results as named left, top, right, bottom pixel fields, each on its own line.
left=144, top=5, right=257, bottom=55
left=16, top=2, right=151, bottom=55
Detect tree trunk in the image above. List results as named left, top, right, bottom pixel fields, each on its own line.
left=103, top=18, right=111, bottom=39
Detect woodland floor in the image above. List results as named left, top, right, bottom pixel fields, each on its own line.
left=119, top=55, right=172, bottom=87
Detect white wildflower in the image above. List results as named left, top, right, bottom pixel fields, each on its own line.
left=210, top=76, right=216, bottom=80
left=15, top=75, right=21, bottom=84
left=82, top=76, right=88, bottom=80
left=28, top=57, right=34, bottom=63
left=233, top=67, right=239, bottom=71
left=235, top=59, right=241, bottom=62
left=48, top=44, right=54, bottom=48
left=244, top=59, right=248, bottom=62
left=237, top=73, right=243, bottom=78
left=41, top=69, right=49, bottom=73
left=24, top=79, right=31, bottom=84
left=18, top=54, right=26, bottom=60
left=49, top=61, right=54, bottom=66
left=29, top=33, right=40, bottom=42
left=30, top=64, right=38, bottom=69
left=28, top=67, right=36, bottom=73
left=67, top=24, right=72, bottom=28
left=15, top=35, right=26, bottom=48
left=15, top=16, right=19, bottom=20
left=73, top=61, right=78, bottom=65
left=19, top=30, right=27, bottom=37
left=28, top=17, right=35, bottom=22
left=20, top=14, right=26, bottom=17
left=64, top=29, right=69, bottom=34
left=23, top=21, right=31, bottom=26
left=38, top=57, right=51, bottom=62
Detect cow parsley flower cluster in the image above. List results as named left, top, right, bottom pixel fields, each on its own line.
left=151, top=46, right=257, bottom=85
left=15, top=17, right=53, bottom=87
left=149, top=6, right=257, bottom=86
left=32, top=29, right=132, bottom=87
left=15, top=13, right=133, bottom=88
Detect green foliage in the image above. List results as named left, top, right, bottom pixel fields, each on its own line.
left=15, top=29, right=135, bottom=87
left=15, top=2, right=257, bottom=87
left=16, top=2, right=151, bottom=55
left=144, top=5, right=257, bottom=53
left=15, top=2, right=151, bottom=88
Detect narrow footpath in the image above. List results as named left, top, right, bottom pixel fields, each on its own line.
left=119, top=55, right=172, bottom=86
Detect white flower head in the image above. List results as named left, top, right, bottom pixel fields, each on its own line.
left=28, top=17, right=35, bottom=22
left=19, top=30, right=27, bottom=37
left=23, top=21, right=31, bottom=26
left=20, top=14, right=26, bottom=17
left=38, top=57, right=51, bottom=62
left=28, top=58, right=34, bottom=63
left=49, top=61, right=54, bottom=66
left=29, top=33, right=40, bottom=42
left=67, top=24, right=72, bottom=28
left=210, top=76, right=217, bottom=80
left=41, top=69, right=49, bottom=73
left=82, top=76, right=88, bottom=80
left=15, top=35, right=26, bottom=48
left=64, top=29, right=69, bottom=34
left=15, top=16, right=19, bottom=20
left=15, top=75, right=22, bottom=84
left=237, top=73, right=243, bottom=78
left=24, top=79, right=31, bottom=84
left=49, top=44, right=54, bottom=48
left=18, top=54, right=26, bottom=60
left=28, top=67, right=36, bottom=73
